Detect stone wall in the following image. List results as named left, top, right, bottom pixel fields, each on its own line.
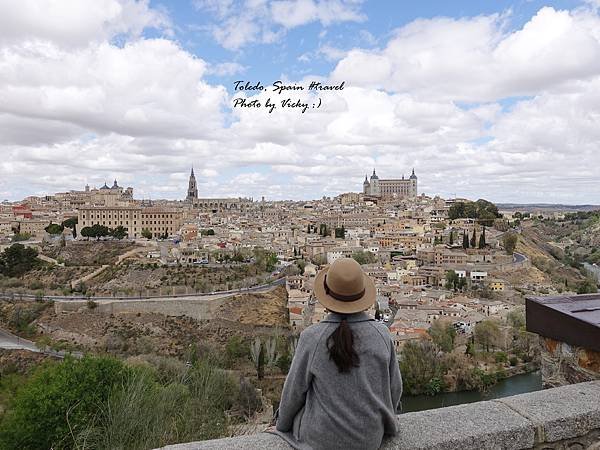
left=54, top=295, right=232, bottom=321
left=159, top=381, right=600, bottom=450
left=540, top=336, right=600, bottom=388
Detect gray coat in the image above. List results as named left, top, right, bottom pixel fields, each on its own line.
left=274, top=312, right=403, bottom=450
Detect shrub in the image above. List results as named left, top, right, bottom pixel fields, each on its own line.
left=509, top=356, right=519, bottom=366
left=276, top=352, right=292, bottom=374
left=225, top=336, right=249, bottom=365
left=77, top=361, right=235, bottom=450
left=233, top=378, right=262, bottom=419
left=494, top=352, right=508, bottom=364
left=399, top=340, right=446, bottom=395
left=425, top=376, right=444, bottom=396
left=0, top=356, right=129, bottom=450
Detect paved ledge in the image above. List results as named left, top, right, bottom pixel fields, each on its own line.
left=159, top=381, right=600, bottom=450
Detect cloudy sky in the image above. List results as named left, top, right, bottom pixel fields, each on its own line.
left=1, top=0, right=599, bottom=203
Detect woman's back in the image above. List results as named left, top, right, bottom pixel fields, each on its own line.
left=275, top=312, right=402, bottom=450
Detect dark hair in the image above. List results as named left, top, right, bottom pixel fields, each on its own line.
left=327, top=318, right=359, bottom=373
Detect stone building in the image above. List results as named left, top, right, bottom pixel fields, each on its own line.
left=185, top=166, right=252, bottom=212
left=78, top=206, right=184, bottom=238
left=362, top=168, right=417, bottom=198
left=53, top=180, right=133, bottom=208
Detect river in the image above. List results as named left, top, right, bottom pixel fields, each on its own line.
left=401, top=371, right=542, bottom=413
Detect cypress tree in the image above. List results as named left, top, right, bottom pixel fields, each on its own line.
left=449, top=230, right=454, bottom=245
left=462, top=231, right=469, bottom=249
left=470, top=229, right=477, bottom=248
left=478, top=227, right=486, bottom=249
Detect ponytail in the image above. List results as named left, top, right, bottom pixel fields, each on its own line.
left=327, top=318, right=359, bottom=373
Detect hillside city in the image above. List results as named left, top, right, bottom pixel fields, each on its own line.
left=1, top=168, right=599, bottom=448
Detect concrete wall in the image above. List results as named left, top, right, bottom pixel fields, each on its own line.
left=159, top=381, right=600, bottom=450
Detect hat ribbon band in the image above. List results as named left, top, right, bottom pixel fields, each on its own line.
left=324, top=274, right=365, bottom=302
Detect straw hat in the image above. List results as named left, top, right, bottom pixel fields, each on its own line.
left=313, top=258, right=376, bottom=314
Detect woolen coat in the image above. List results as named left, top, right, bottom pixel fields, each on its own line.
left=274, top=311, right=403, bottom=450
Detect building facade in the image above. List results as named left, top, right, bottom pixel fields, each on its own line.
left=363, top=168, right=417, bottom=198
left=78, top=206, right=184, bottom=238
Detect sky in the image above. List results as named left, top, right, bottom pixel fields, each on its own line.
left=1, top=0, right=600, bottom=204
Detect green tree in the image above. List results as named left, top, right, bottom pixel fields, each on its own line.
left=62, top=217, right=78, bottom=238
left=399, top=340, right=446, bottom=396
left=92, top=224, right=109, bottom=239
left=141, top=228, right=153, bottom=239
left=0, top=244, right=39, bottom=277
left=110, top=226, right=128, bottom=240
left=448, top=200, right=501, bottom=226
left=80, top=226, right=92, bottom=239
left=577, top=278, right=598, bottom=294
left=11, top=232, right=32, bottom=242
left=478, top=227, right=486, bottom=248
left=470, top=229, right=477, bottom=248
left=428, top=320, right=457, bottom=353
left=445, top=270, right=459, bottom=291
left=351, top=250, right=376, bottom=265
left=253, top=248, right=278, bottom=272
left=319, top=223, right=328, bottom=237
left=80, top=224, right=110, bottom=240
left=45, top=223, right=64, bottom=235
left=334, top=226, right=346, bottom=239
left=449, top=230, right=454, bottom=245
left=507, top=310, right=525, bottom=329
left=462, top=231, right=469, bottom=249
left=502, top=232, right=518, bottom=255
left=474, top=320, right=501, bottom=353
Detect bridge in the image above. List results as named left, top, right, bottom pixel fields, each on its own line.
left=159, top=380, right=600, bottom=449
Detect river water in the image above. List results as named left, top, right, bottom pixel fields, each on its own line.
left=401, top=371, right=542, bottom=413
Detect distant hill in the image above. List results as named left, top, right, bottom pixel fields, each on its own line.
left=498, top=204, right=600, bottom=212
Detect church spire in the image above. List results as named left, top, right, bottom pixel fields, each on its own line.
left=187, top=166, right=198, bottom=201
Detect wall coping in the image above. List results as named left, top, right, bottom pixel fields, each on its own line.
left=158, top=381, right=600, bottom=450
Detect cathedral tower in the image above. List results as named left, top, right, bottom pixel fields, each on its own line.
left=186, top=167, right=198, bottom=201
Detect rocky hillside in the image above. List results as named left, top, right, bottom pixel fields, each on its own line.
left=24, top=285, right=290, bottom=358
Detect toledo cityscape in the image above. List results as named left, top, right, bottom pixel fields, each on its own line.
left=0, top=1, right=599, bottom=449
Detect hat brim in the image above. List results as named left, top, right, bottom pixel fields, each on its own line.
left=313, top=265, right=377, bottom=314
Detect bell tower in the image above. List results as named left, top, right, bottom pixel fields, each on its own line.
left=186, top=167, right=198, bottom=201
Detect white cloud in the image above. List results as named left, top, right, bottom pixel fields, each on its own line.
left=0, top=39, right=228, bottom=139
left=207, top=61, right=247, bottom=76
left=196, top=0, right=365, bottom=50
left=332, top=6, right=600, bottom=102
left=1, top=2, right=600, bottom=203
left=0, top=0, right=170, bottom=47
left=270, top=0, right=365, bottom=28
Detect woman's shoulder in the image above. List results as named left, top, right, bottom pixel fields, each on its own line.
left=365, top=320, right=394, bottom=348
left=299, top=321, right=334, bottom=342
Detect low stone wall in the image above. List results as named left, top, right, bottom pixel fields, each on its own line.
left=160, top=381, right=600, bottom=450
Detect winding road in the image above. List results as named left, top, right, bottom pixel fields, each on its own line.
left=0, top=327, right=39, bottom=352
